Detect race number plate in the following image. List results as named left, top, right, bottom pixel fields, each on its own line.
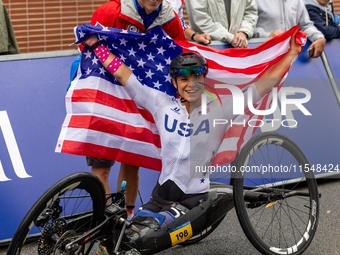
left=169, top=221, right=193, bottom=246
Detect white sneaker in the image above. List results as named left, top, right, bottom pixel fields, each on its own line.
left=127, top=214, right=134, bottom=221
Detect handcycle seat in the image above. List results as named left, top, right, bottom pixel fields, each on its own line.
left=125, top=181, right=234, bottom=248
left=132, top=182, right=233, bottom=226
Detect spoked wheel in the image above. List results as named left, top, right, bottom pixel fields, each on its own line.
left=233, top=132, right=319, bottom=255
left=7, top=172, right=106, bottom=255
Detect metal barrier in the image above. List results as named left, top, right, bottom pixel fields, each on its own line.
left=0, top=39, right=339, bottom=242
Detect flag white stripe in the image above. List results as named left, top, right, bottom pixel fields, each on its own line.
left=207, top=69, right=259, bottom=81
left=55, top=115, right=72, bottom=152
left=217, top=137, right=239, bottom=152
left=184, top=37, right=290, bottom=69
left=241, top=118, right=257, bottom=149
left=218, top=112, right=253, bottom=154
left=61, top=128, right=161, bottom=159
left=69, top=76, right=133, bottom=101
left=64, top=102, right=158, bottom=132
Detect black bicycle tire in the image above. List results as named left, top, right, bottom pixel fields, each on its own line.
left=233, top=132, right=319, bottom=255
left=7, top=172, right=106, bottom=255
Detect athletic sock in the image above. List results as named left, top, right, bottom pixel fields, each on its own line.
left=126, top=205, right=135, bottom=216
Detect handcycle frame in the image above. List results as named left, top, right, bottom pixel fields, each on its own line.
left=7, top=132, right=320, bottom=255
left=50, top=182, right=234, bottom=255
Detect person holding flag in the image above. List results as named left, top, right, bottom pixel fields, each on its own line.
left=57, top=24, right=307, bottom=241
left=56, top=23, right=306, bottom=253
left=85, top=0, right=190, bottom=219
left=73, top=25, right=303, bottom=228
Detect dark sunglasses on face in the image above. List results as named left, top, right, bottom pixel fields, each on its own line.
left=177, top=66, right=205, bottom=76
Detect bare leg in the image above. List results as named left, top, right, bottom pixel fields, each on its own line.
left=91, top=166, right=111, bottom=204
left=117, top=163, right=139, bottom=215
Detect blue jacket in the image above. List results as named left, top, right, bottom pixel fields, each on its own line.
left=305, top=4, right=340, bottom=40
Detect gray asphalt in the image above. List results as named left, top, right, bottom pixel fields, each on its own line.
left=156, top=179, right=340, bottom=255
left=1, top=179, right=339, bottom=255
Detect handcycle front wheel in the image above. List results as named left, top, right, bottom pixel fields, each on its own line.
left=233, top=132, right=319, bottom=255
left=7, top=172, right=106, bottom=255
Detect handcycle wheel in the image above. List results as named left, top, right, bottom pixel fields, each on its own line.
left=7, top=172, right=106, bottom=255
left=233, top=132, right=319, bottom=255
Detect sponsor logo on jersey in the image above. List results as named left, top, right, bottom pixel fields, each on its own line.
left=164, top=114, right=210, bottom=136
left=127, top=24, right=140, bottom=33
left=171, top=107, right=181, bottom=114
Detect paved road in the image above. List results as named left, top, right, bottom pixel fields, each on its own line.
left=155, top=179, right=340, bottom=255
left=1, top=179, right=339, bottom=255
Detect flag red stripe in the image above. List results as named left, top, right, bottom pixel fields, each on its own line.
left=206, top=59, right=269, bottom=75
left=68, top=115, right=161, bottom=148
left=61, top=140, right=162, bottom=171
left=225, top=124, right=245, bottom=138
left=213, top=151, right=237, bottom=166
left=71, top=89, right=155, bottom=123
left=234, top=96, right=271, bottom=161
left=212, top=125, right=244, bottom=165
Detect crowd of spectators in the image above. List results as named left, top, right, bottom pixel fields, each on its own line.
left=304, top=0, right=340, bottom=40
left=184, top=0, right=339, bottom=58
left=185, top=0, right=258, bottom=48
left=2, top=0, right=339, bottom=55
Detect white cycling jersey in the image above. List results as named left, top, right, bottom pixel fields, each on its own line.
left=125, top=74, right=262, bottom=194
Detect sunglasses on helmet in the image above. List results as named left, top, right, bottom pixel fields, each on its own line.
left=177, top=66, right=206, bottom=76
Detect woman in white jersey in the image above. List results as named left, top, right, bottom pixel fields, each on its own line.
left=84, top=31, right=302, bottom=226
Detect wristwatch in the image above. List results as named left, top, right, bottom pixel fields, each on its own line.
left=91, top=40, right=102, bottom=50
left=191, top=32, right=199, bottom=41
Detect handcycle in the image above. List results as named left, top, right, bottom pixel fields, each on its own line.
left=7, top=132, right=320, bottom=255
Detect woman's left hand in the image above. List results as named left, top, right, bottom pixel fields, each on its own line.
left=289, top=30, right=302, bottom=56
left=85, top=34, right=99, bottom=47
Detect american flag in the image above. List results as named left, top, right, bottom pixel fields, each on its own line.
left=55, top=24, right=306, bottom=170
